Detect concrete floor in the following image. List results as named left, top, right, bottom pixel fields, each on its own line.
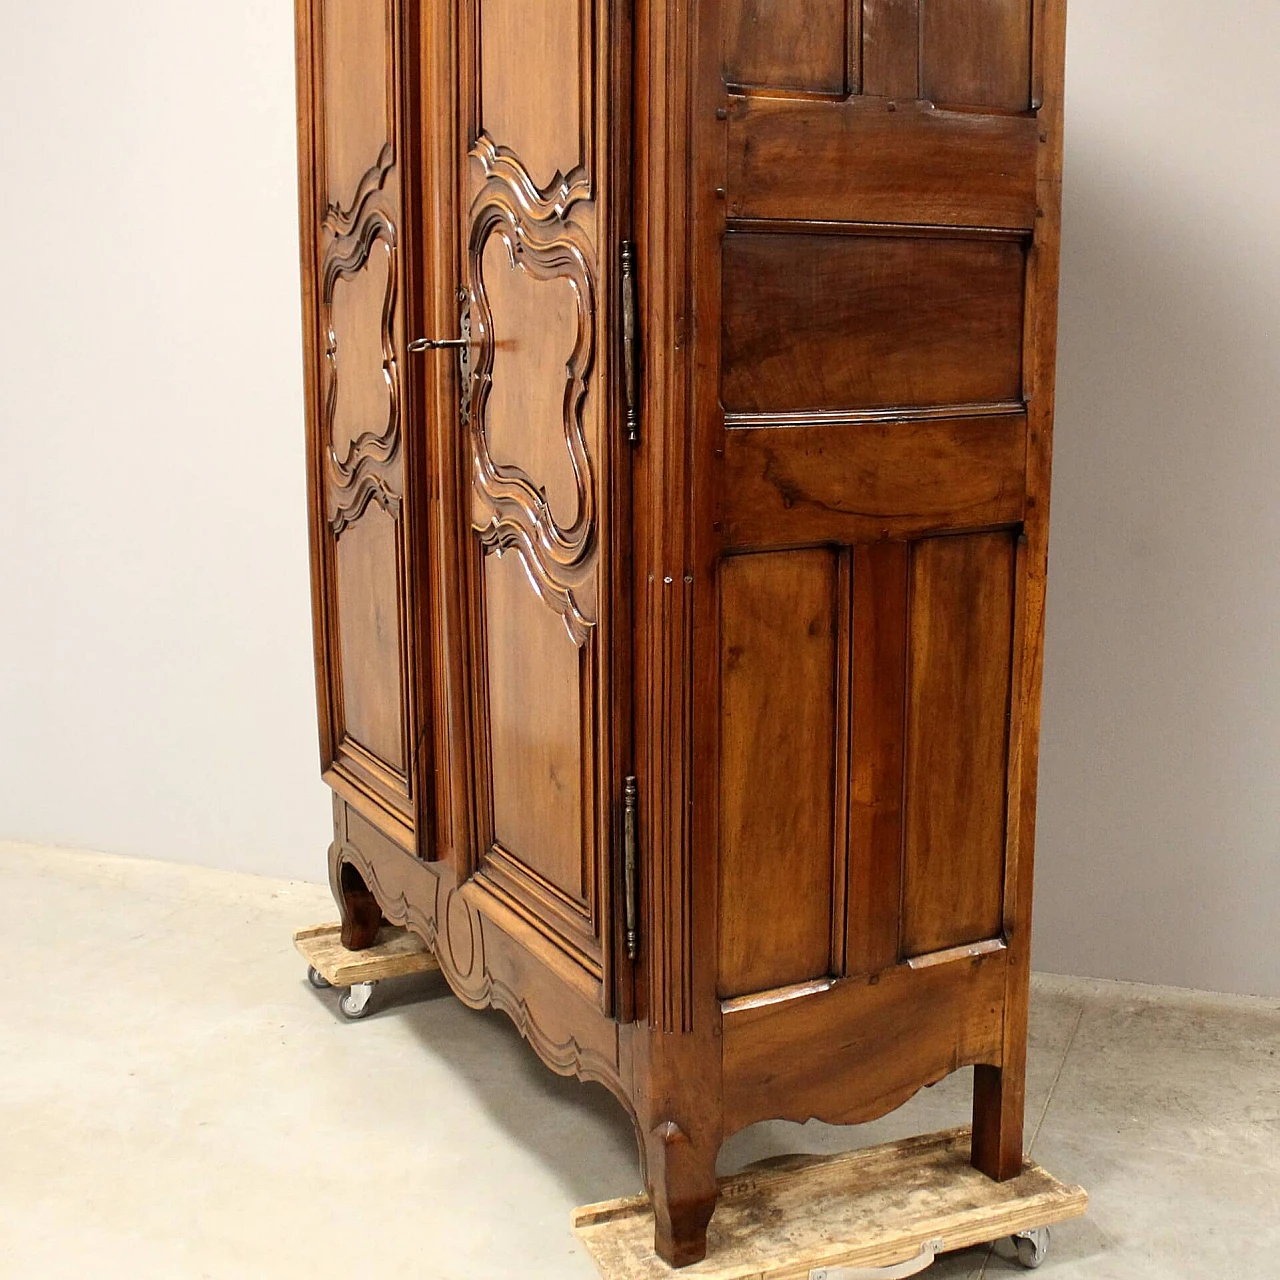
left=2, top=843, right=1277, bottom=1279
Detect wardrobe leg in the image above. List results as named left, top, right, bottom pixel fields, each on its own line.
left=971, top=1063, right=1026, bottom=1181
left=646, top=1121, right=718, bottom=1268
left=333, top=858, right=384, bottom=952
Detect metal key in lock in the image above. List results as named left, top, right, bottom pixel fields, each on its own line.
left=409, top=289, right=474, bottom=424
left=409, top=286, right=474, bottom=354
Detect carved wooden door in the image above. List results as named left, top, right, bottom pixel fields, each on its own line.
left=441, top=0, right=627, bottom=1002
left=297, top=0, right=430, bottom=857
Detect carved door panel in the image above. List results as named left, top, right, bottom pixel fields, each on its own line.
left=449, top=0, right=625, bottom=995
left=298, top=0, right=426, bottom=852
left=708, top=0, right=1058, bottom=1105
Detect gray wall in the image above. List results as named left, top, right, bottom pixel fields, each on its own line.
left=1035, top=0, right=1280, bottom=996
left=0, top=2, right=333, bottom=879
left=1, top=1, right=1277, bottom=996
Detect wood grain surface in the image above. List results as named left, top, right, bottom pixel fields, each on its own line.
left=295, top=0, right=1072, bottom=1264
left=573, top=1128, right=1087, bottom=1279
left=293, top=922, right=439, bottom=986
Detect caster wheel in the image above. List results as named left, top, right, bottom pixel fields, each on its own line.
left=339, top=981, right=376, bottom=1019
left=1013, top=1226, right=1050, bottom=1269
left=307, top=966, right=332, bottom=989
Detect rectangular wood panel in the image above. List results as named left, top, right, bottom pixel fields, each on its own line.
left=921, top=0, right=1033, bottom=111
left=478, top=0, right=585, bottom=191
left=478, top=232, right=584, bottom=531
left=721, top=413, right=1027, bottom=550
left=846, top=542, right=908, bottom=976
left=726, top=96, right=1041, bottom=229
left=483, top=551, right=586, bottom=905
left=719, top=550, right=842, bottom=999
left=334, top=503, right=407, bottom=773
left=320, top=0, right=392, bottom=214
left=902, top=533, right=1016, bottom=958
left=723, top=0, right=851, bottom=94
left=722, top=232, right=1026, bottom=414
left=862, top=0, right=920, bottom=99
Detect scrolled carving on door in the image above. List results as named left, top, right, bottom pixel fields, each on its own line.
left=322, top=140, right=395, bottom=237
left=471, top=133, right=591, bottom=226
left=321, top=206, right=403, bottom=534
left=329, top=472, right=403, bottom=538
left=466, top=182, right=598, bottom=645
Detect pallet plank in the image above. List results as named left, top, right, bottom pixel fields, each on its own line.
left=573, top=1130, right=1085, bottom=1280
left=293, top=922, right=440, bottom=986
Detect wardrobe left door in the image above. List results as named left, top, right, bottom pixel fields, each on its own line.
left=296, top=0, right=431, bottom=854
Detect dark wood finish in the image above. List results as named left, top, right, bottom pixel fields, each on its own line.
left=920, top=0, right=1034, bottom=112
left=722, top=951, right=1008, bottom=1134
left=718, top=549, right=839, bottom=999
left=295, top=0, right=1069, bottom=1264
left=902, top=533, right=1017, bottom=957
left=846, top=542, right=908, bottom=977
left=727, top=97, right=1040, bottom=230
left=333, top=855, right=386, bottom=952
left=722, top=231, right=1026, bottom=414
left=862, top=0, right=921, bottom=99
left=723, top=0, right=852, bottom=95
left=722, top=411, right=1027, bottom=550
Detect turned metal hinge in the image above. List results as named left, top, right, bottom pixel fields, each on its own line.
left=623, top=775, right=639, bottom=961
left=620, top=241, right=640, bottom=446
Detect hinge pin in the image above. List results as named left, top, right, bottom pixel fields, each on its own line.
left=621, top=241, right=640, bottom=446
left=623, top=775, right=639, bottom=960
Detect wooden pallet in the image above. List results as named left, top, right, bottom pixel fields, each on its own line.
left=573, top=1129, right=1086, bottom=1280
left=293, top=922, right=440, bottom=986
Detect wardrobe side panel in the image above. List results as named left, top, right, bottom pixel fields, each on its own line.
left=720, top=0, right=1035, bottom=107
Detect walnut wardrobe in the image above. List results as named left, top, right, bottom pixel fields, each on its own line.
left=294, top=0, right=1069, bottom=1265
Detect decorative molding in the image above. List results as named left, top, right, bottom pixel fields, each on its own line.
left=322, top=140, right=395, bottom=237
left=481, top=530, right=595, bottom=646
left=443, top=886, right=480, bottom=980
left=473, top=859, right=603, bottom=983
left=726, top=1077, right=936, bottom=1136
left=470, top=133, right=591, bottom=224
left=487, top=978, right=615, bottom=1081
left=329, top=471, right=402, bottom=536
left=467, top=182, right=598, bottom=644
left=650, top=574, right=696, bottom=1034
left=484, top=842, right=595, bottom=928
left=322, top=206, right=402, bottom=495
left=723, top=400, right=1027, bottom=432
left=332, top=835, right=624, bottom=1095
